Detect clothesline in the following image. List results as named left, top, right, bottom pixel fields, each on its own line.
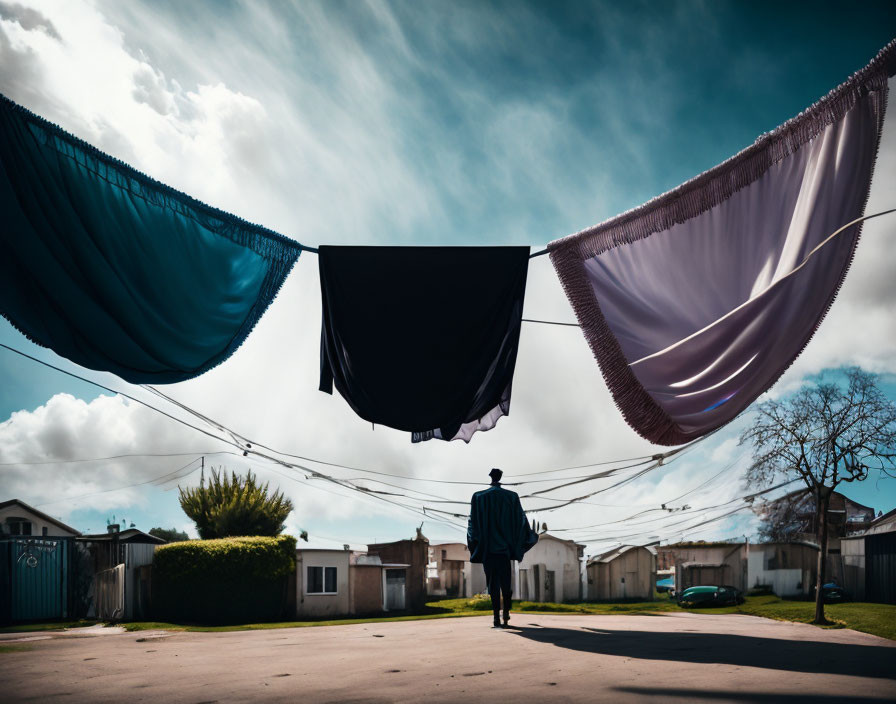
left=0, top=340, right=690, bottom=485
left=0, top=338, right=800, bottom=543
left=300, top=245, right=552, bottom=259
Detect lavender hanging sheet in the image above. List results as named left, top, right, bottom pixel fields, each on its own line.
left=548, top=40, right=896, bottom=445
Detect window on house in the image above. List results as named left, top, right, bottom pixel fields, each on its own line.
left=441, top=549, right=447, bottom=559
left=5, top=517, right=32, bottom=536
left=42, top=526, right=48, bottom=536
left=307, top=566, right=338, bottom=594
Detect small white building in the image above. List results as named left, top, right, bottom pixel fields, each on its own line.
left=296, top=548, right=351, bottom=618
left=515, top=533, right=585, bottom=603
left=296, top=548, right=411, bottom=618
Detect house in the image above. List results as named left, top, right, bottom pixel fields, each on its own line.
left=367, top=534, right=429, bottom=611
left=746, top=542, right=819, bottom=597
left=660, top=539, right=821, bottom=597
left=296, top=548, right=351, bottom=618
left=76, top=525, right=165, bottom=620
left=295, top=548, right=411, bottom=618
left=426, top=541, right=486, bottom=598
left=839, top=508, right=896, bottom=604
left=0, top=499, right=81, bottom=622
left=516, top=533, right=585, bottom=603
left=660, top=541, right=748, bottom=592
left=864, top=509, right=896, bottom=604
left=0, top=498, right=80, bottom=537
left=586, top=545, right=656, bottom=601
left=759, top=489, right=875, bottom=550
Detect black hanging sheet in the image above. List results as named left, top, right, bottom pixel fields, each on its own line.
left=318, top=246, right=529, bottom=442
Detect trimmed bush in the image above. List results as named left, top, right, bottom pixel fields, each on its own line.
left=152, top=535, right=296, bottom=624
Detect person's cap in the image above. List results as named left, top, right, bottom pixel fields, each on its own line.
left=489, top=468, right=503, bottom=481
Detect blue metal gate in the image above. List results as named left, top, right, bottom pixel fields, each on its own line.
left=0, top=537, right=70, bottom=621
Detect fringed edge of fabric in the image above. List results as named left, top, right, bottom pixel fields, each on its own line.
left=0, top=92, right=309, bottom=264
left=549, top=38, right=894, bottom=445
left=548, top=39, right=896, bottom=259
left=0, top=92, right=306, bottom=384
left=0, top=246, right=299, bottom=384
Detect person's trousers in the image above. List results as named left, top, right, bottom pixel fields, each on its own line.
left=482, top=553, right=512, bottom=614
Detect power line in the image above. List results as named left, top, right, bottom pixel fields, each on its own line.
left=580, top=505, right=755, bottom=547
left=0, top=341, right=720, bottom=530
left=547, top=459, right=743, bottom=533
left=0, top=450, right=231, bottom=466
left=0, top=344, right=467, bottom=524
left=0, top=344, right=468, bottom=527
left=0, top=343, right=242, bottom=450
left=253, top=458, right=467, bottom=534
left=142, top=382, right=697, bottom=484
left=33, top=456, right=204, bottom=507
left=564, top=478, right=800, bottom=542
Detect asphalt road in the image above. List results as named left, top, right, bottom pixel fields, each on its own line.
left=2, top=612, right=894, bottom=703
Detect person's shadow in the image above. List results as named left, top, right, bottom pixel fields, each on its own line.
left=506, top=623, right=895, bottom=680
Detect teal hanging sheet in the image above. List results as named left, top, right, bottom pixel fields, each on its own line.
left=0, top=94, right=304, bottom=383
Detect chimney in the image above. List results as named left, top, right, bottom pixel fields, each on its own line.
left=107, top=523, right=120, bottom=534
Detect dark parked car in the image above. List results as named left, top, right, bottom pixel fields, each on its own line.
left=677, top=585, right=744, bottom=608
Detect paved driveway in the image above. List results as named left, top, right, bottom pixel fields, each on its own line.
left=2, top=612, right=895, bottom=703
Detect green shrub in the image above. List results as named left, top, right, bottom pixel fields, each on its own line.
left=463, top=594, right=494, bottom=611
left=152, top=535, right=296, bottom=624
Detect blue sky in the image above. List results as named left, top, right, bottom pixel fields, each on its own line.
left=0, top=1, right=895, bottom=551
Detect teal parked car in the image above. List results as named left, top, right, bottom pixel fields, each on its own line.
left=678, top=585, right=744, bottom=607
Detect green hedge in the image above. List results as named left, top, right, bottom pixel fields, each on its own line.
left=152, top=535, right=296, bottom=624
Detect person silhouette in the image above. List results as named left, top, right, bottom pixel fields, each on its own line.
left=467, top=467, right=538, bottom=628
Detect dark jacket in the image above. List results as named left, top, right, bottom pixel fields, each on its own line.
left=467, top=484, right=538, bottom=563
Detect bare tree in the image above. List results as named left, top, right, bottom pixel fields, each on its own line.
left=741, top=367, right=896, bottom=623
left=753, top=491, right=809, bottom=542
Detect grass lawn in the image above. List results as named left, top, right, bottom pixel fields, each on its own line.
left=430, top=594, right=896, bottom=640
left=10, top=595, right=893, bottom=640
left=0, top=619, right=99, bottom=634
left=694, top=595, right=896, bottom=641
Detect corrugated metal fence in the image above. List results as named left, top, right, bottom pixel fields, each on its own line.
left=0, top=537, right=70, bottom=622
left=866, top=532, right=896, bottom=605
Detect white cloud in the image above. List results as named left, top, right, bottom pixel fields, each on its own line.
left=0, top=2, right=893, bottom=552
left=0, top=392, right=422, bottom=538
